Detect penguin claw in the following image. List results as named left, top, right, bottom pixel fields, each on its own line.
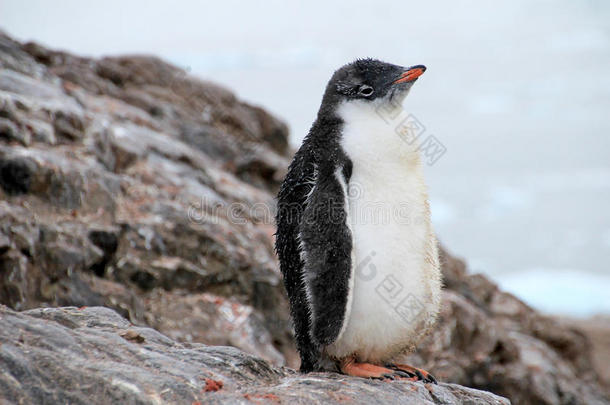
left=393, top=370, right=413, bottom=379
left=386, top=363, right=438, bottom=384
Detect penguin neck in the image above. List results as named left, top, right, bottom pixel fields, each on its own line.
left=336, top=100, right=423, bottom=170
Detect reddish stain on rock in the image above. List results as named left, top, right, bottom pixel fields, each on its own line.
left=203, top=378, right=224, bottom=392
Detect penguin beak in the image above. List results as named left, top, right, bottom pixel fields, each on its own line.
left=393, top=65, right=426, bottom=84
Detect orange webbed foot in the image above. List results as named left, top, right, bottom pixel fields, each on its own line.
left=339, top=358, right=414, bottom=381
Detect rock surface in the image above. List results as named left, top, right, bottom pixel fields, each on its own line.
left=0, top=32, right=608, bottom=404
left=563, top=316, right=610, bottom=392
left=0, top=305, right=510, bottom=404
left=0, top=30, right=295, bottom=369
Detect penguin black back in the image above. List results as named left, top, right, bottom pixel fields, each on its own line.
left=275, top=114, right=352, bottom=370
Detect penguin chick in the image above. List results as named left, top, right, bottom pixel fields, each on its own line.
left=275, top=59, right=441, bottom=382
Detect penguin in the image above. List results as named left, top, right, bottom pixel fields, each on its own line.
left=275, top=58, right=441, bottom=382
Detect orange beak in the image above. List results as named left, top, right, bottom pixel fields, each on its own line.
left=393, top=65, right=426, bottom=84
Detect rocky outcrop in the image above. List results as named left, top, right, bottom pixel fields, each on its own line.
left=0, top=31, right=295, bottom=368
left=0, top=305, right=510, bottom=404
left=0, top=32, right=608, bottom=404
left=565, top=316, right=610, bottom=392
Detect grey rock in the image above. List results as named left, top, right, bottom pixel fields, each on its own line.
left=52, top=109, right=85, bottom=141
left=25, top=117, right=56, bottom=145
left=0, top=116, right=30, bottom=145
left=0, top=305, right=510, bottom=405
left=0, top=31, right=296, bottom=373
left=0, top=231, right=10, bottom=253
left=0, top=155, right=36, bottom=194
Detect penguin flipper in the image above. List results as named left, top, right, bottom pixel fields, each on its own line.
left=299, top=163, right=353, bottom=346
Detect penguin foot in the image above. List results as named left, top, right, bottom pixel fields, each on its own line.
left=340, top=358, right=395, bottom=380
left=386, top=363, right=438, bottom=384
left=339, top=358, right=409, bottom=381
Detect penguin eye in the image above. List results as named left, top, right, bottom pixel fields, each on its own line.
left=358, top=85, right=374, bottom=97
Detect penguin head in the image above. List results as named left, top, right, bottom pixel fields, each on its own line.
left=321, top=58, right=426, bottom=110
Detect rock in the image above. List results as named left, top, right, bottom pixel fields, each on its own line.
left=144, top=291, right=287, bottom=366
left=51, top=109, right=85, bottom=141
left=0, top=31, right=295, bottom=374
left=0, top=231, right=10, bottom=254
left=0, top=305, right=510, bottom=405
left=0, top=156, right=36, bottom=194
left=562, top=316, right=610, bottom=393
left=0, top=31, right=608, bottom=405
left=0, top=116, right=30, bottom=145
left=88, top=228, right=119, bottom=276
left=25, top=117, right=56, bottom=144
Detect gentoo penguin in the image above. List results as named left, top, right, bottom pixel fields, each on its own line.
left=275, top=59, right=441, bottom=381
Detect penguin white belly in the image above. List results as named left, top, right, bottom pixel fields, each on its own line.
left=326, top=101, right=441, bottom=363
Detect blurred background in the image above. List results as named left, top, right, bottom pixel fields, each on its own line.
left=2, top=0, right=609, bottom=317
